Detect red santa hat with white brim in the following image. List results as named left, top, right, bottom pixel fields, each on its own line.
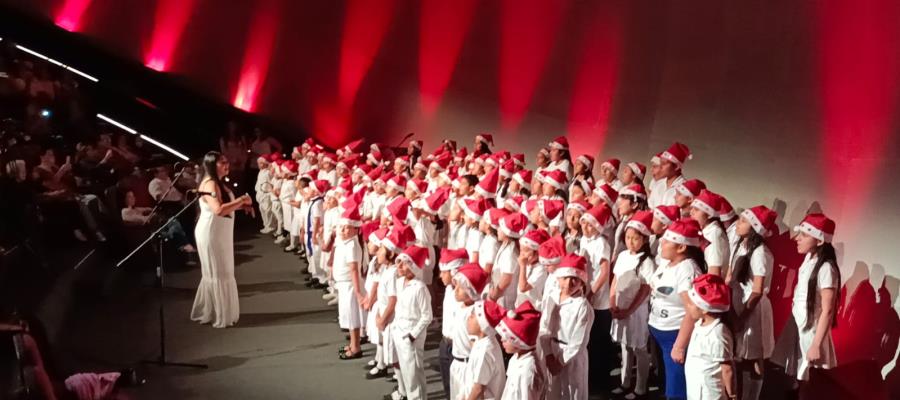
left=627, top=162, right=646, bottom=181
left=626, top=210, right=654, bottom=237
left=688, top=274, right=731, bottom=313
left=473, top=299, right=506, bottom=336
left=619, top=184, right=647, bottom=200
left=339, top=203, right=362, bottom=227
left=690, top=189, right=722, bottom=218
left=538, top=236, right=565, bottom=265
left=653, top=205, right=681, bottom=227
left=496, top=301, right=541, bottom=350
left=793, top=213, right=835, bottom=243
left=576, top=154, right=595, bottom=171
left=601, top=158, right=620, bottom=173
left=548, top=136, right=569, bottom=151
left=499, top=212, right=528, bottom=239
left=397, top=245, right=430, bottom=280
left=555, top=254, right=589, bottom=283
left=660, top=142, right=692, bottom=169
left=384, top=225, right=416, bottom=254
left=661, top=218, right=702, bottom=247
left=593, top=184, right=618, bottom=209
left=520, top=228, right=550, bottom=251
left=742, top=205, right=778, bottom=237
left=542, top=170, right=568, bottom=191
left=475, top=133, right=494, bottom=148
left=439, top=248, right=468, bottom=272
left=675, top=179, right=706, bottom=199
left=513, top=169, right=533, bottom=188
left=454, top=263, right=489, bottom=301
left=580, top=204, right=615, bottom=231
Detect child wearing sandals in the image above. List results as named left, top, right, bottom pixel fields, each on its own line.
left=389, top=245, right=433, bottom=400
left=610, top=211, right=656, bottom=399
left=333, top=205, right=364, bottom=360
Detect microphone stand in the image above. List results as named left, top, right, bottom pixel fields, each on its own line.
left=143, top=163, right=191, bottom=226
left=116, top=194, right=208, bottom=369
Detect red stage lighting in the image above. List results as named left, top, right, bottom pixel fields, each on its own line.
left=565, top=2, right=623, bottom=159
left=338, top=0, right=398, bottom=110
left=418, top=0, right=478, bottom=119
left=233, top=0, right=281, bottom=112
left=144, top=0, right=196, bottom=72
left=499, top=0, right=568, bottom=132
left=55, top=0, right=94, bottom=32
left=816, top=0, right=900, bottom=228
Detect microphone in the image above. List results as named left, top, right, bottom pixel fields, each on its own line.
left=187, top=189, right=214, bottom=196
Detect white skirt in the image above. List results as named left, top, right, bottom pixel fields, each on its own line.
left=336, top=282, right=361, bottom=329
left=735, top=295, right=775, bottom=360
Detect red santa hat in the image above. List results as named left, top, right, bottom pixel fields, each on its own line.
left=257, top=153, right=269, bottom=164
left=455, top=147, right=468, bottom=160
left=439, top=248, right=468, bottom=271
left=660, top=142, right=692, bottom=168
left=548, top=136, right=569, bottom=151
left=520, top=228, right=550, bottom=251
left=793, top=213, right=835, bottom=243
left=454, top=263, right=489, bottom=300
left=538, top=235, right=566, bottom=265
left=395, top=155, right=411, bottom=167
left=601, top=158, right=620, bottom=173
left=567, top=200, right=590, bottom=215
left=353, top=163, right=373, bottom=177
left=475, top=133, right=494, bottom=148
left=302, top=138, right=315, bottom=149
left=742, top=205, right=779, bottom=237
left=322, top=152, right=337, bottom=164
left=675, top=179, right=706, bottom=198
left=485, top=153, right=503, bottom=167
left=662, top=218, right=702, bottom=247
left=342, top=138, right=366, bottom=155
left=626, top=210, right=654, bottom=237
left=539, top=199, right=565, bottom=223
left=496, top=300, right=541, bottom=350
left=430, top=152, right=452, bottom=172
left=301, top=168, right=318, bottom=180
left=366, top=225, right=390, bottom=246
left=499, top=212, right=528, bottom=239
left=386, top=196, right=411, bottom=223
left=269, top=152, right=283, bottom=162
left=650, top=153, right=661, bottom=166
left=499, top=159, right=516, bottom=179
left=576, top=154, right=595, bottom=171
left=366, top=165, right=384, bottom=182
left=384, top=225, right=416, bottom=254
left=398, top=245, right=430, bottom=279
left=387, top=175, right=408, bottom=193
left=538, top=147, right=550, bottom=159
left=422, top=187, right=451, bottom=216
left=580, top=204, right=615, bottom=231
left=542, top=170, right=568, bottom=191
left=688, top=274, right=731, bottom=313
left=653, top=205, right=681, bottom=226
left=406, top=178, right=428, bottom=195
left=691, top=189, right=722, bottom=218
left=513, top=169, right=533, bottom=188
left=555, top=254, right=589, bottom=283
left=593, top=183, right=619, bottom=209
left=504, top=194, right=526, bottom=213
left=485, top=207, right=510, bottom=230
left=336, top=155, right=358, bottom=171
left=512, top=153, right=526, bottom=168
left=409, top=139, right=423, bottom=150
left=717, top=196, right=737, bottom=221
left=282, top=160, right=299, bottom=174
left=463, top=198, right=490, bottom=221
left=627, top=162, right=647, bottom=181
left=619, top=184, right=647, bottom=200
left=473, top=299, right=506, bottom=335
left=475, top=169, right=499, bottom=198
left=367, top=151, right=384, bottom=165
left=413, top=160, right=428, bottom=172
left=573, top=179, right=594, bottom=196
left=309, top=179, right=331, bottom=195
left=339, top=203, right=362, bottom=227
left=376, top=171, right=394, bottom=186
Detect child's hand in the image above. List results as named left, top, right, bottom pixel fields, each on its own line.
left=806, top=344, right=821, bottom=363
left=545, top=355, right=562, bottom=375
left=671, top=347, right=686, bottom=364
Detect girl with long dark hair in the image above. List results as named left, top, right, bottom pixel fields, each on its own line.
left=727, top=206, right=778, bottom=400
left=190, top=151, right=252, bottom=328
left=790, top=213, right=840, bottom=383
left=689, top=190, right=730, bottom=277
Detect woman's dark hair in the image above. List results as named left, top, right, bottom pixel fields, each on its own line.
left=685, top=245, right=708, bottom=273
left=554, top=188, right=567, bottom=199
left=462, top=174, right=479, bottom=188
left=805, top=243, right=840, bottom=330
left=731, top=230, right=766, bottom=285
left=201, top=151, right=227, bottom=198
left=476, top=141, right=492, bottom=155
left=520, top=188, right=532, bottom=198
left=633, top=231, right=653, bottom=267
left=621, top=194, right=648, bottom=212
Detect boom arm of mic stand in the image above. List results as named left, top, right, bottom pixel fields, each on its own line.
left=116, top=195, right=199, bottom=269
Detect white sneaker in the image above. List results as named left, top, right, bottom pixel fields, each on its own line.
left=323, top=292, right=336, bottom=300
left=260, top=227, right=275, bottom=234
left=326, top=298, right=338, bottom=306
left=284, top=245, right=296, bottom=252
left=367, top=359, right=377, bottom=367
left=274, top=236, right=286, bottom=244
left=390, top=390, right=403, bottom=400
left=73, top=229, right=88, bottom=242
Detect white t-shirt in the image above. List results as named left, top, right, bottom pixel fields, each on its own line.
left=255, top=168, right=270, bottom=193
left=462, top=336, right=507, bottom=400
left=791, top=254, right=838, bottom=329
left=517, top=263, right=547, bottom=310
left=149, top=177, right=183, bottom=202
left=651, top=175, right=685, bottom=208
left=685, top=318, right=733, bottom=400
left=579, top=234, right=612, bottom=310
left=702, top=222, right=731, bottom=274
left=442, top=285, right=459, bottom=338
left=478, top=234, right=500, bottom=270
left=451, top=304, right=474, bottom=358
left=466, top=227, right=484, bottom=262
left=731, top=243, right=774, bottom=306
left=318, top=169, right=337, bottom=186
left=332, top=237, right=362, bottom=282
left=492, top=241, right=519, bottom=308
left=501, top=351, right=544, bottom=400
left=649, top=258, right=701, bottom=330
left=647, top=178, right=665, bottom=209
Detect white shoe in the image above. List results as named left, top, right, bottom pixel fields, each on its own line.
left=326, top=298, right=338, bottom=306
left=274, top=236, right=286, bottom=244
left=73, top=229, right=88, bottom=242
left=390, top=390, right=403, bottom=400
left=260, top=227, right=275, bottom=234
left=323, top=292, right=336, bottom=301
left=284, top=245, right=296, bottom=252
left=367, top=359, right=377, bottom=367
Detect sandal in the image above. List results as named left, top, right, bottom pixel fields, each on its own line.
left=339, top=350, right=363, bottom=360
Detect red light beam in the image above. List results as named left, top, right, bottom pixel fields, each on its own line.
left=55, top=0, right=94, bottom=32
left=233, top=0, right=281, bottom=112
left=338, top=0, right=398, bottom=110
left=144, top=0, right=196, bottom=72
left=418, top=0, right=478, bottom=119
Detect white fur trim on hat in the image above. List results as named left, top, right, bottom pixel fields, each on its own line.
left=499, top=218, right=522, bottom=239
left=453, top=273, right=480, bottom=301
left=520, top=237, right=540, bottom=251
left=688, top=287, right=729, bottom=313
left=496, top=320, right=533, bottom=350
left=691, top=198, right=717, bottom=218
left=661, top=229, right=700, bottom=247
left=439, top=259, right=465, bottom=272
left=652, top=208, right=675, bottom=226
left=793, top=221, right=832, bottom=243
left=553, top=266, right=588, bottom=283
left=626, top=219, right=652, bottom=237
left=741, top=209, right=769, bottom=237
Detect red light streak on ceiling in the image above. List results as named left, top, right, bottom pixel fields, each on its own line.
left=54, top=0, right=94, bottom=32
left=338, top=0, right=398, bottom=111
left=233, top=0, right=281, bottom=112
left=498, top=0, right=568, bottom=132
left=418, top=0, right=478, bottom=120
left=816, top=0, right=900, bottom=227
left=144, top=0, right=196, bottom=72
left=565, top=2, right=623, bottom=159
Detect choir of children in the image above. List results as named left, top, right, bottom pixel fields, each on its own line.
left=251, top=136, right=841, bottom=400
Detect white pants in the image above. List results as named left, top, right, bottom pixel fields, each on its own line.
left=280, top=200, right=293, bottom=232
left=306, top=245, right=321, bottom=276
left=392, top=329, right=428, bottom=399
left=316, top=250, right=331, bottom=282
left=449, top=359, right=466, bottom=400
left=256, top=192, right=276, bottom=230
left=620, top=342, right=649, bottom=394
left=548, top=351, right=589, bottom=400
left=270, top=198, right=283, bottom=233
left=336, top=282, right=361, bottom=329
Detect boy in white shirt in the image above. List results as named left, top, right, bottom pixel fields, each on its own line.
left=462, top=299, right=507, bottom=400
left=516, top=229, right=550, bottom=309
left=437, top=249, right=468, bottom=399
left=578, top=204, right=616, bottom=394
left=254, top=154, right=276, bottom=234
left=278, top=162, right=298, bottom=246
left=449, top=263, right=489, bottom=400
left=497, top=301, right=545, bottom=400
left=305, top=180, right=328, bottom=282
left=684, top=274, right=736, bottom=400
left=389, top=245, right=433, bottom=400
left=269, top=160, right=285, bottom=241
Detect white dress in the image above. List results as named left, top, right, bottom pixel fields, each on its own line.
left=191, top=187, right=240, bottom=328
left=610, top=251, right=654, bottom=348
